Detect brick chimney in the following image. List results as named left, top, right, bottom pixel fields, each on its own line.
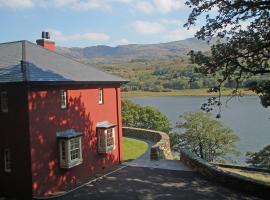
left=36, top=31, right=55, bottom=51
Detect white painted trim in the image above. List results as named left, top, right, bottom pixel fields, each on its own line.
left=1, top=91, right=8, bottom=113
left=4, top=148, right=11, bottom=173
left=60, top=90, right=67, bottom=109
left=98, top=88, right=103, bottom=104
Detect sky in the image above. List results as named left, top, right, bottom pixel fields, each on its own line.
left=0, top=0, right=200, bottom=47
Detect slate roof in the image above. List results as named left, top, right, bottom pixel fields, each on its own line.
left=56, top=129, right=83, bottom=139
left=0, top=40, right=127, bottom=84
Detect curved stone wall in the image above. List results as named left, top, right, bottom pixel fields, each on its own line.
left=123, top=127, right=173, bottom=160
left=180, top=149, right=270, bottom=198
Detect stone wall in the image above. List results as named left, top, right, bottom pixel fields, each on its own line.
left=123, top=127, right=173, bottom=160
left=180, top=149, right=270, bottom=199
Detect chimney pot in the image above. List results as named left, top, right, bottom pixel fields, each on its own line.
left=45, top=32, right=50, bottom=39
left=36, top=31, right=55, bottom=51
left=42, top=31, right=46, bottom=39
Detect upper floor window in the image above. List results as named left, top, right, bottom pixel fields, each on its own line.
left=1, top=91, right=8, bottom=113
left=98, top=88, right=103, bottom=104
left=4, top=148, right=11, bottom=173
left=60, top=90, right=67, bottom=109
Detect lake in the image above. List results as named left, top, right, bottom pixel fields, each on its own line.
left=130, top=96, right=270, bottom=165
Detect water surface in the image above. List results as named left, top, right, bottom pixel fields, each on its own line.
left=130, top=96, right=270, bottom=164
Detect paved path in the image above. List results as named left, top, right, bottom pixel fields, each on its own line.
left=57, top=166, right=261, bottom=200
left=55, top=139, right=260, bottom=199
left=124, top=140, right=191, bottom=171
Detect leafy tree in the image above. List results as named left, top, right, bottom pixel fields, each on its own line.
left=185, top=0, right=270, bottom=107
left=122, top=100, right=171, bottom=133
left=174, top=112, right=240, bottom=162
left=246, top=145, right=270, bottom=169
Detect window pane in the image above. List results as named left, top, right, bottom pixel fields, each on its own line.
left=98, top=89, right=103, bottom=104
left=69, top=138, right=81, bottom=160
left=4, top=149, right=11, bottom=172
left=61, top=141, right=66, bottom=161
left=60, top=90, right=67, bottom=109
left=1, top=91, right=8, bottom=112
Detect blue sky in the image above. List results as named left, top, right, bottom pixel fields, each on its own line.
left=0, top=0, right=200, bottom=47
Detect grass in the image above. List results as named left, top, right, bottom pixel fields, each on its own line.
left=122, top=88, right=256, bottom=98
left=123, top=137, right=148, bottom=162
left=236, top=171, right=270, bottom=183
left=220, top=168, right=270, bottom=184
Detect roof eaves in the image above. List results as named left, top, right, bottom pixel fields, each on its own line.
left=21, top=40, right=28, bottom=82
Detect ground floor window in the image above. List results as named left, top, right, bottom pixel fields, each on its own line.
left=97, top=122, right=116, bottom=154
left=56, top=130, right=83, bottom=169
left=4, top=148, right=11, bottom=173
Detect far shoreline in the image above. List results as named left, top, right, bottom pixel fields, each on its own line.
left=122, top=89, right=256, bottom=98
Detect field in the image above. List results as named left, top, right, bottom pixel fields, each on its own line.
left=220, top=168, right=270, bottom=184
left=122, top=88, right=256, bottom=98
left=123, top=137, right=148, bottom=162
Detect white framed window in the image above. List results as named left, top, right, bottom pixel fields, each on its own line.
left=4, top=148, right=11, bottom=173
left=60, top=90, right=67, bottom=109
left=1, top=91, right=8, bottom=113
left=98, top=88, right=103, bottom=104
left=98, top=128, right=115, bottom=153
left=59, top=137, right=82, bottom=169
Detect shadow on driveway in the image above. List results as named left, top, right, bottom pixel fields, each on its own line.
left=56, top=166, right=260, bottom=200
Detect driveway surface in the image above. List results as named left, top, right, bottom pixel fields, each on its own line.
left=124, top=140, right=191, bottom=171
left=56, top=166, right=261, bottom=200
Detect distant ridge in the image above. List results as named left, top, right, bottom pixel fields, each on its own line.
left=57, top=37, right=216, bottom=62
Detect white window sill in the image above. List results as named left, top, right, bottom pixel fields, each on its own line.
left=60, top=159, right=83, bottom=169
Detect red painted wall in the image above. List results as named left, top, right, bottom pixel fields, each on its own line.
left=28, top=85, right=123, bottom=197
left=36, top=39, right=56, bottom=51
left=0, top=85, right=32, bottom=199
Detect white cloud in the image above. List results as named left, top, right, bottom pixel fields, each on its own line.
left=160, top=18, right=183, bottom=25
left=0, top=0, right=33, bottom=8
left=165, top=27, right=198, bottom=41
left=153, top=0, right=185, bottom=13
left=49, top=29, right=110, bottom=42
left=134, top=1, right=154, bottom=14
left=133, top=20, right=165, bottom=34
left=0, top=0, right=187, bottom=13
left=119, top=38, right=129, bottom=45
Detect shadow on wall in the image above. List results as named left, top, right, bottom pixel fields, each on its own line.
left=28, top=90, right=117, bottom=197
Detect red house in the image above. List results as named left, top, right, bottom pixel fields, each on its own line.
left=0, top=32, right=127, bottom=199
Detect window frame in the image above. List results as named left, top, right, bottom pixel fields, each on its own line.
left=59, top=137, right=83, bottom=169
left=60, top=90, right=68, bottom=109
left=97, top=128, right=115, bottom=153
left=4, top=148, right=11, bottom=173
left=98, top=88, right=103, bottom=105
left=1, top=91, right=8, bottom=113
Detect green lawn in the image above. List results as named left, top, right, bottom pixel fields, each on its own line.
left=123, top=137, right=148, bottom=162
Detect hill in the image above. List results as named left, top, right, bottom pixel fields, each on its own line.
left=57, top=38, right=214, bottom=62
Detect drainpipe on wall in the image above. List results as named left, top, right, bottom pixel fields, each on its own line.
left=115, top=87, right=121, bottom=164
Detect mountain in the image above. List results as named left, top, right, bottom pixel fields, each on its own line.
left=57, top=38, right=215, bottom=62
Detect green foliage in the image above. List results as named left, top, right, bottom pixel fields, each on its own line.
left=185, top=0, right=270, bottom=107
left=173, top=112, right=240, bottom=162
left=246, top=145, right=270, bottom=169
left=122, top=100, right=171, bottom=133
